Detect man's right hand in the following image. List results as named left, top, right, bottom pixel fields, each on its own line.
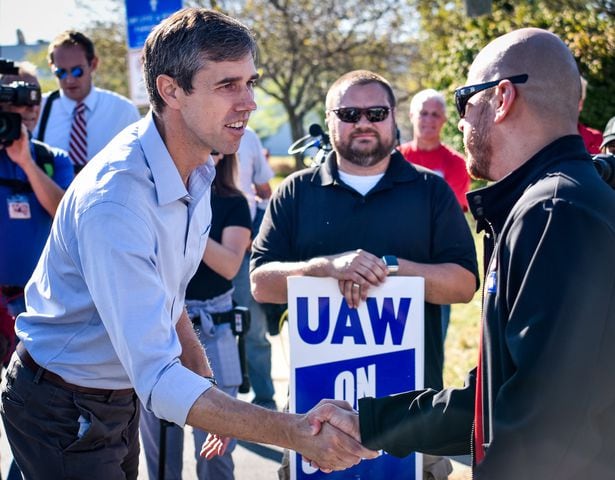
left=293, top=401, right=378, bottom=472
left=325, top=249, right=388, bottom=308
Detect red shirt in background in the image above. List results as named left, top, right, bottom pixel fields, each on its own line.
left=399, top=142, right=470, bottom=211
left=578, top=123, right=603, bottom=155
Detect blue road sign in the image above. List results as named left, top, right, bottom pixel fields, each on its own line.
left=125, top=0, right=184, bottom=49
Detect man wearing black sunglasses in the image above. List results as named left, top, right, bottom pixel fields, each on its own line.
left=33, top=30, right=140, bottom=173
left=251, top=69, right=479, bottom=478
left=335, top=28, right=615, bottom=480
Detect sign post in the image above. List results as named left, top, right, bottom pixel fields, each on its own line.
left=287, top=276, right=425, bottom=479
left=124, top=0, right=184, bottom=106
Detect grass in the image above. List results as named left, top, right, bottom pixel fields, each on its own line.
left=444, top=215, right=484, bottom=387
left=267, top=155, right=485, bottom=388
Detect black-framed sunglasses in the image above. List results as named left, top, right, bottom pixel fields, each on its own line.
left=454, top=74, right=529, bottom=118
left=53, top=66, right=85, bottom=80
left=330, top=106, right=391, bottom=124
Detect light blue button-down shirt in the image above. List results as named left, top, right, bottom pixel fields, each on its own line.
left=17, top=112, right=215, bottom=426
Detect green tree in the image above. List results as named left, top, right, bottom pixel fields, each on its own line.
left=200, top=0, right=418, bottom=169
left=73, top=1, right=132, bottom=97
left=408, top=0, right=615, bottom=153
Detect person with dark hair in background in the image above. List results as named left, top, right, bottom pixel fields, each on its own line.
left=0, top=9, right=376, bottom=479
left=33, top=30, right=140, bottom=173
left=232, top=126, right=278, bottom=411
left=140, top=151, right=252, bottom=480
left=311, top=28, right=615, bottom=480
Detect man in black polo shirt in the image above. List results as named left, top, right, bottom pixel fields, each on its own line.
left=250, top=69, right=479, bottom=480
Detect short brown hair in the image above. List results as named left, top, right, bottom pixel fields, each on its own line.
left=326, top=70, right=396, bottom=110
left=48, top=30, right=96, bottom=64
left=143, top=8, right=257, bottom=114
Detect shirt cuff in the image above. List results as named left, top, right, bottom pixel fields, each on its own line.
left=149, top=362, right=214, bottom=426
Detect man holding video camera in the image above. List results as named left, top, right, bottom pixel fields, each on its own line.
left=1, top=66, right=74, bottom=480
left=0, top=61, right=74, bottom=355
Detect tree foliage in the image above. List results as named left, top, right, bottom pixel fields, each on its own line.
left=197, top=0, right=417, bottom=169
left=72, top=1, right=132, bottom=98
left=408, top=0, right=615, bottom=152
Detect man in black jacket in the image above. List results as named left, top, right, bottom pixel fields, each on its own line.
left=313, top=28, right=615, bottom=479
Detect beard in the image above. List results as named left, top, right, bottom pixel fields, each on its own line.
left=464, top=102, right=494, bottom=181
left=332, top=124, right=397, bottom=168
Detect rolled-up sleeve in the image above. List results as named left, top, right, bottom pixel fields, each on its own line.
left=77, top=202, right=211, bottom=426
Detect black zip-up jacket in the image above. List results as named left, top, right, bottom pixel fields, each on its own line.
left=359, top=135, right=615, bottom=479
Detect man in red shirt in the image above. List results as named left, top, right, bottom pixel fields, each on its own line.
left=577, top=77, right=603, bottom=154
left=398, top=89, right=471, bottom=346
left=399, top=89, right=470, bottom=211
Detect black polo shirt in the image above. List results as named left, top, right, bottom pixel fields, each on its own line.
left=252, top=151, right=478, bottom=389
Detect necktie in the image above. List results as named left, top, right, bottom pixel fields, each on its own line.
left=69, top=102, right=88, bottom=167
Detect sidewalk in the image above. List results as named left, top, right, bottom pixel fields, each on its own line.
left=0, top=323, right=472, bottom=479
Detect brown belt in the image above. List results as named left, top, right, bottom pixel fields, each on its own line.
left=16, top=343, right=135, bottom=397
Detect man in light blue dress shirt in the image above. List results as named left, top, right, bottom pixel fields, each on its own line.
left=0, top=8, right=377, bottom=480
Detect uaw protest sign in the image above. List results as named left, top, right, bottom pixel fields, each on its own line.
left=287, top=276, right=425, bottom=480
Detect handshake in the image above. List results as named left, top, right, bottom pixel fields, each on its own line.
left=202, top=398, right=379, bottom=473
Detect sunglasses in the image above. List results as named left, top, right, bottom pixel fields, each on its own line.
left=454, top=74, right=528, bottom=118
left=53, top=66, right=85, bottom=80
left=330, top=106, right=391, bottom=123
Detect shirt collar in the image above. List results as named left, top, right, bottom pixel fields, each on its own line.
left=138, top=111, right=215, bottom=207
left=59, top=85, right=98, bottom=112
left=467, top=134, right=590, bottom=234
left=316, top=149, right=419, bottom=192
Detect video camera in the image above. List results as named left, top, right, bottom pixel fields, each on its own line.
left=0, top=58, right=41, bottom=146
left=593, top=153, right=615, bottom=189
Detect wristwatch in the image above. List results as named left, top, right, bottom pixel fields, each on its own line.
left=382, top=255, right=399, bottom=276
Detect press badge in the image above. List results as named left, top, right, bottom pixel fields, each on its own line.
left=7, top=195, right=31, bottom=219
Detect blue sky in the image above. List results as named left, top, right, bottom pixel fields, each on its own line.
left=0, top=0, right=114, bottom=45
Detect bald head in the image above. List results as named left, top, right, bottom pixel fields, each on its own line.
left=469, top=28, right=580, bottom=128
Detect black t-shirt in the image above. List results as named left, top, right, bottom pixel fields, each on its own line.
left=186, top=192, right=251, bottom=300
left=251, top=151, right=479, bottom=390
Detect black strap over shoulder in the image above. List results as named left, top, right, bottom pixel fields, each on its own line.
left=0, top=140, right=56, bottom=193
left=36, top=90, right=60, bottom=143
left=31, top=140, right=55, bottom=177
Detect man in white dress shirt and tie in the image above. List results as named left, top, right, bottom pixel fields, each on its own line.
left=33, top=30, right=140, bottom=173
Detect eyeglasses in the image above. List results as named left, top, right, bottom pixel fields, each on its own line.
left=53, top=66, right=85, bottom=80
left=454, top=74, right=528, bottom=118
left=330, top=106, right=391, bottom=124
